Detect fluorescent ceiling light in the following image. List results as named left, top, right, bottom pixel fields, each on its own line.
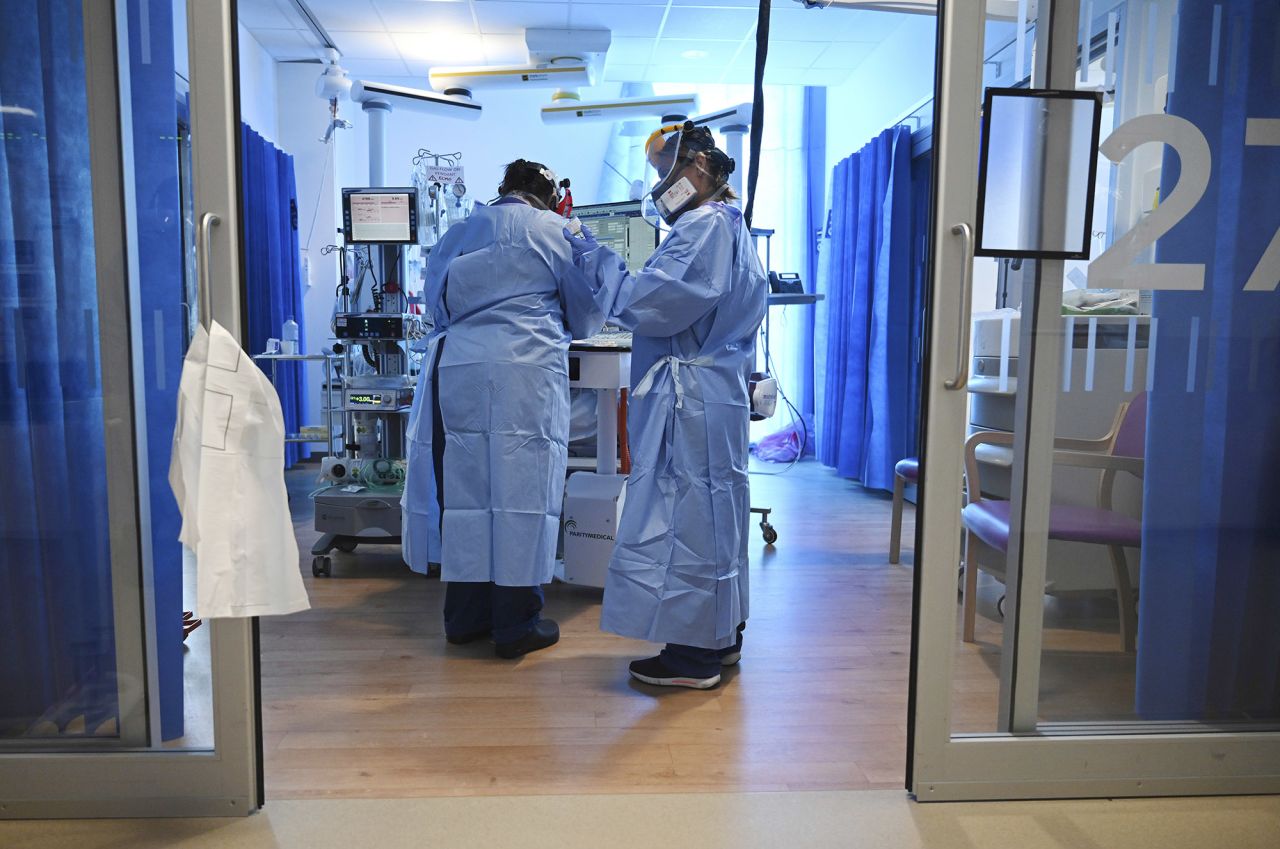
left=681, top=49, right=709, bottom=60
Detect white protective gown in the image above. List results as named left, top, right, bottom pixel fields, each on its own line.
left=572, top=202, right=767, bottom=650
left=169, top=321, right=310, bottom=618
left=401, top=199, right=603, bottom=583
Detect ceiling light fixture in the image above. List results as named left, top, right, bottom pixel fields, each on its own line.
left=681, top=49, right=709, bottom=60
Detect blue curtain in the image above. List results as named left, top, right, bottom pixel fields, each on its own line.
left=240, top=125, right=308, bottom=467
left=0, top=0, right=117, bottom=735
left=818, top=126, right=924, bottom=492
left=128, top=0, right=187, bottom=741
left=1136, top=0, right=1280, bottom=720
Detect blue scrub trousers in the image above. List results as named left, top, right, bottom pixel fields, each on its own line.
left=659, top=625, right=745, bottom=678
left=444, top=582, right=544, bottom=644
left=432, top=338, right=543, bottom=646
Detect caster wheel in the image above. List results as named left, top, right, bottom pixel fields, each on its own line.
left=997, top=594, right=1006, bottom=618
left=312, top=556, right=332, bottom=578
left=761, top=524, right=778, bottom=545
left=335, top=539, right=357, bottom=553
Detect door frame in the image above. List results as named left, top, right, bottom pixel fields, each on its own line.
left=0, top=0, right=260, bottom=818
left=907, top=0, right=1280, bottom=801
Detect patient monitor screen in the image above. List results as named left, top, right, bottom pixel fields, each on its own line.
left=575, top=201, right=659, bottom=272
left=343, top=188, right=419, bottom=244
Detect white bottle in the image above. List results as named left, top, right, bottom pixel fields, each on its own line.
left=282, top=317, right=299, bottom=355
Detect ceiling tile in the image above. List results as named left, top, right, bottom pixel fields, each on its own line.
left=327, top=30, right=399, bottom=58
left=766, top=6, right=832, bottom=42
left=607, top=36, right=657, bottom=66
left=238, top=0, right=302, bottom=30
left=749, top=39, right=822, bottom=70
left=248, top=28, right=323, bottom=58
left=298, top=0, right=382, bottom=32
left=391, top=31, right=486, bottom=63
left=480, top=34, right=531, bottom=63
left=375, top=0, right=478, bottom=32
left=761, top=66, right=839, bottom=85
left=342, top=57, right=413, bottom=78
left=475, top=1, right=570, bottom=33
left=769, top=6, right=914, bottom=43
left=669, top=0, right=758, bottom=7
left=655, top=38, right=743, bottom=67
left=569, top=4, right=666, bottom=38
left=601, top=63, right=650, bottom=82
left=646, top=64, right=734, bottom=84
left=810, top=40, right=878, bottom=69
left=660, top=7, right=757, bottom=40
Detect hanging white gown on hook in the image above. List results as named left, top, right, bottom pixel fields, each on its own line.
left=170, top=320, right=310, bottom=619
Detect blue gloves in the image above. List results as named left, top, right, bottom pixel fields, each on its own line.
left=563, top=223, right=599, bottom=263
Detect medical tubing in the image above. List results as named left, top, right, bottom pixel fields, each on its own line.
left=304, top=136, right=335, bottom=250
left=367, top=245, right=383, bottom=311
left=743, top=0, right=770, bottom=230
left=749, top=317, right=806, bottom=477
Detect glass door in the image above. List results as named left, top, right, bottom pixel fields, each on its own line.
left=0, top=0, right=258, bottom=817
left=909, top=0, right=1280, bottom=799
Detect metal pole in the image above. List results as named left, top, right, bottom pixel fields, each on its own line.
left=723, top=125, right=747, bottom=202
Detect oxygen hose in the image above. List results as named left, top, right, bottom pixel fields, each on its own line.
left=744, top=0, right=770, bottom=230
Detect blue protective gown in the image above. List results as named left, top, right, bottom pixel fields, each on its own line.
left=402, top=199, right=603, bottom=584
left=573, top=202, right=767, bottom=650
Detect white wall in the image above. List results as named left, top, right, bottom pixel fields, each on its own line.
left=824, top=15, right=937, bottom=168
left=333, top=83, right=622, bottom=207
left=275, top=63, right=341, bottom=429
left=238, top=23, right=279, bottom=141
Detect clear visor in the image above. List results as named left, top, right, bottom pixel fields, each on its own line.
left=645, top=127, right=693, bottom=189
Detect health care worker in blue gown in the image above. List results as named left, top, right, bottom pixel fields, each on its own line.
left=402, top=160, right=603, bottom=659
left=564, top=122, right=767, bottom=689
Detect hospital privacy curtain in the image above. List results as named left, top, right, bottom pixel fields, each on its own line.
left=0, top=0, right=119, bottom=739
left=816, top=125, right=927, bottom=493
left=1136, top=0, right=1280, bottom=721
left=240, top=125, right=309, bottom=468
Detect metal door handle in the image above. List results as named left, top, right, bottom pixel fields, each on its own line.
left=197, top=212, right=221, bottom=329
left=945, top=223, right=974, bottom=391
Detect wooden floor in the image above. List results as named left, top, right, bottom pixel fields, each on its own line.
left=264, top=459, right=1134, bottom=799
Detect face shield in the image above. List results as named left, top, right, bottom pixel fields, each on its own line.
left=642, top=122, right=735, bottom=226
left=643, top=123, right=700, bottom=225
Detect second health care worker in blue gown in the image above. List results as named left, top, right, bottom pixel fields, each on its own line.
left=564, top=122, right=767, bottom=689
left=402, top=160, right=603, bottom=659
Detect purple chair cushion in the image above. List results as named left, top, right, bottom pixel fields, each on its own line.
left=962, top=499, right=1142, bottom=551
left=895, top=457, right=920, bottom=483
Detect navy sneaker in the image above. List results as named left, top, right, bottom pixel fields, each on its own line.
left=628, top=656, right=721, bottom=690
left=719, top=622, right=746, bottom=666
